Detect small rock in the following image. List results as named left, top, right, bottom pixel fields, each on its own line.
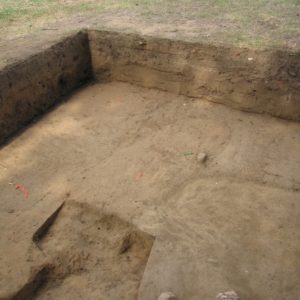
left=138, top=40, right=146, bottom=46
left=7, top=209, right=15, bottom=214
left=216, top=290, right=240, bottom=300
left=248, top=57, right=254, bottom=61
left=158, top=291, right=177, bottom=300
left=197, top=152, right=207, bottom=163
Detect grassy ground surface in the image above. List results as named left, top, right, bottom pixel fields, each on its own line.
left=0, top=0, right=300, bottom=48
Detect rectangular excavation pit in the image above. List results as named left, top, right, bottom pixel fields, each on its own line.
left=0, top=29, right=299, bottom=145
left=0, top=30, right=300, bottom=300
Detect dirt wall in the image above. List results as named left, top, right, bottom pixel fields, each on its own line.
left=0, top=31, right=92, bottom=145
left=89, top=30, right=300, bottom=121
left=0, top=29, right=299, bottom=145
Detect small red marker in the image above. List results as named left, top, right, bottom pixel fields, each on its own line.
left=15, top=184, right=29, bottom=199
left=135, top=171, right=144, bottom=181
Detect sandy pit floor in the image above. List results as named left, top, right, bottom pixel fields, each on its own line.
left=0, top=82, right=299, bottom=299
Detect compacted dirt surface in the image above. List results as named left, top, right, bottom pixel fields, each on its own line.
left=0, top=82, right=299, bottom=299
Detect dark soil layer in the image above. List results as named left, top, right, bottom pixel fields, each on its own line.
left=0, top=31, right=92, bottom=145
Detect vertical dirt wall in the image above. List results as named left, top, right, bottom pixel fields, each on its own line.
left=0, top=29, right=299, bottom=145
left=0, top=31, right=92, bottom=145
left=89, top=30, right=300, bottom=121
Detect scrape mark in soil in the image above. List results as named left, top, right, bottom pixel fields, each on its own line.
left=32, top=201, right=65, bottom=245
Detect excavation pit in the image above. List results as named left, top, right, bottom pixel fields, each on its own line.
left=0, top=30, right=299, bottom=300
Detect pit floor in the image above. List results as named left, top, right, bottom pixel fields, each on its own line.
left=0, top=82, right=299, bottom=299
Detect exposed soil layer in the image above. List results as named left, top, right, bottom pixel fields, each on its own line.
left=89, top=30, right=300, bottom=121
left=0, top=31, right=92, bottom=145
left=5, top=200, right=154, bottom=300
left=0, top=82, right=299, bottom=299
left=0, top=29, right=300, bottom=145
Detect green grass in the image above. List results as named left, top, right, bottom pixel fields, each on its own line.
left=0, top=0, right=299, bottom=48
left=1, top=0, right=298, bottom=25
left=0, top=1, right=131, bottom=22
left=0, top=0, right=53, bottom=23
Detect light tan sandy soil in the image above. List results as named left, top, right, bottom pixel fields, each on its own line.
left=0, top=82, right=299, bottom=299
